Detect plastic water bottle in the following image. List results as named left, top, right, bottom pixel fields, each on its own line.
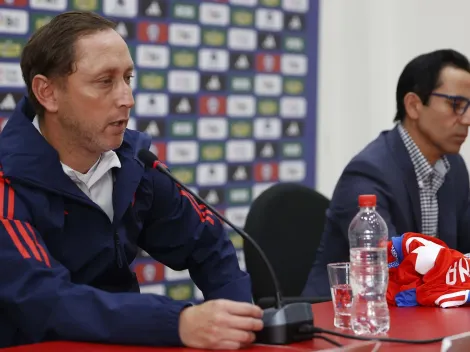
left=348, top=194, right=390, bottom=335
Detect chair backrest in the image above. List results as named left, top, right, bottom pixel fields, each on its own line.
left=243, top=182, right=330, bottom=303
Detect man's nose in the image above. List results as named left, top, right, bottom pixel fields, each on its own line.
left=117, top=82, right=135, bottom=109
left=460, top=111, right=470, bottom=125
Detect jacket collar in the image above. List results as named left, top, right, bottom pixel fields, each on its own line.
left=384, top=125, right=456, bottom=242
left=385, top=125, right=422, bottom=232
left=0, top=96, right=147, bottom=223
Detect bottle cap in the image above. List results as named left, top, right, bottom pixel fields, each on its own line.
left=358, top=194, right=376, bottom=207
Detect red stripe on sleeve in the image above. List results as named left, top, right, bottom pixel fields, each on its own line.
left=0, top=218, right=31, bottom=259
left=14, top=220, right=43, bottom=263
left=25, top=222, right=51, bottom=267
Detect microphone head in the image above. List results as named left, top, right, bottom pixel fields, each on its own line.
left=138, top=149, right=158, bottom=168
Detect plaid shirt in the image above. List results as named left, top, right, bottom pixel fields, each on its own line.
left=398, top=124, right=450, bottom=237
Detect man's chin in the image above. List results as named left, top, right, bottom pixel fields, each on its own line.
left=444, top=144, right=463, bottom=155
left=102, top=136, right=124, bottom=152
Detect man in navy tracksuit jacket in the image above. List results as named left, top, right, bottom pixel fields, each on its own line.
left=0, top=11, right=261, bottom=349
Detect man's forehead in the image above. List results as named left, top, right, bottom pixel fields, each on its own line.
left=439, top=66, right=470, bottom=90
left=73, top=32, right=133, bottom=74
left=440, top=66, right=470, bottom=81
left=75, top=30, right=130, bottom=58
left=76, top=60, right=134, bottom=75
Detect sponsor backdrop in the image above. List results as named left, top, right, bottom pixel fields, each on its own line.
left=0, top=0, right=319, bottom=302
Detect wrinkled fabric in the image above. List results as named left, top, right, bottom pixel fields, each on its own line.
left=387, top=232, right=470, bottom=308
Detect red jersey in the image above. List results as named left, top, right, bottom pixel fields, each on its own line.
left=387, top=232, right=470, bottom=308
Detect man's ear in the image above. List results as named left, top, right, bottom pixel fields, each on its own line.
left=403, top=92, right=423, bottom=121
left=31, top=74, right=59, bottom=113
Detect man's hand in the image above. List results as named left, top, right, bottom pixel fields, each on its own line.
left=178, top=299, right=264, bottom=350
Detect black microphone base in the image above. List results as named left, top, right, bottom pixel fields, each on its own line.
left=255, top=302, right=314, bottom=345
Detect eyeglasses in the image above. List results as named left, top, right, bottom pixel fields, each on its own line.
left=430, top=92, right=470, bottom=116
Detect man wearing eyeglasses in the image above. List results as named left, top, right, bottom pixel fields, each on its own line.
left=303, top=49, right=470, bottom=297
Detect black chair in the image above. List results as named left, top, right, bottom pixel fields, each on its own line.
left=243, top=182, right=331, bottom=307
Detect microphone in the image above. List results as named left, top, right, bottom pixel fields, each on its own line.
left=138, top=149, right=315, bottom=345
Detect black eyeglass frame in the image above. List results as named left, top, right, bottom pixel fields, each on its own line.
left=430, top=92, right=470, bottom=116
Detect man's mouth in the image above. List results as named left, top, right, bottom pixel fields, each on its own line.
left=110, top=120, right=128, bottom=127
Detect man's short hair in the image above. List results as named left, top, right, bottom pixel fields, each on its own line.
left=20, top=11, right=117, bottom=117
left=394, top=49, right=470, bottom=122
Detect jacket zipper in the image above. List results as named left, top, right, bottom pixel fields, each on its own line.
left=114, top=231, right=123, bottom=269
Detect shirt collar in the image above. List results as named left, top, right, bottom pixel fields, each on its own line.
left=32, top=115, right=121, bottom=188
left=397, top=123, right=450, bottom=182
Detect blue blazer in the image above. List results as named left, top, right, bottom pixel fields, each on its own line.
left=302, top=126, right=470, bottom=297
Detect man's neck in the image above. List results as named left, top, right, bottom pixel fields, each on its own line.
left=401, top=120, right=441, bottom=165
left=38, top=116, right=100, bottom=174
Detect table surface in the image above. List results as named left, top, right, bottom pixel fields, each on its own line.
left=4, top=302, right=470, bottom=351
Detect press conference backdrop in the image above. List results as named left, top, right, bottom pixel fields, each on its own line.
left=0, top=0, right=319, bottom=302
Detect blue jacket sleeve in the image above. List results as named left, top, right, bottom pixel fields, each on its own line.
left=0, top=179, right=191, bottom=347
left=137, top=168, right=252, bottom=303
left=302, top=160, right=397, bottom=297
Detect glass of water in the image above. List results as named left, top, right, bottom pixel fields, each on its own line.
left=327, top=262, right=352, bottom=329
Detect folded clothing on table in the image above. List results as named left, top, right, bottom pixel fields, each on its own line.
left=387, top=232, right=470, bottom=308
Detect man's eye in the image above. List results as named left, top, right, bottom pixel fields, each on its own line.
left=451, top=98, right=465, bottom=108
left=448, top=97, right=468, bottom=114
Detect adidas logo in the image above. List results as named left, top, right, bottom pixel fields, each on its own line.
left=289, top=16, right=302, bottom=30
left=206, top=75, right=220, bottom=90
left=145, top=121, right=160, bottom=136
left=176, top=98, right=191, bottom=113
left=0, top=94, right=16, bottom=110
left=235, top=55, right=249, bottom=69
left=233, top=166, right=247, bottom=180
left=262, top=35, right=276, bottom=49
left=205, top=190, right=219, bottom=204
left=115, top=22, right=128, bottom=37
left=146, top=1, right=162, bottom=16
left=260, top=143, right=274, bottom=158
left=286, top=122, right=300, bottom=136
